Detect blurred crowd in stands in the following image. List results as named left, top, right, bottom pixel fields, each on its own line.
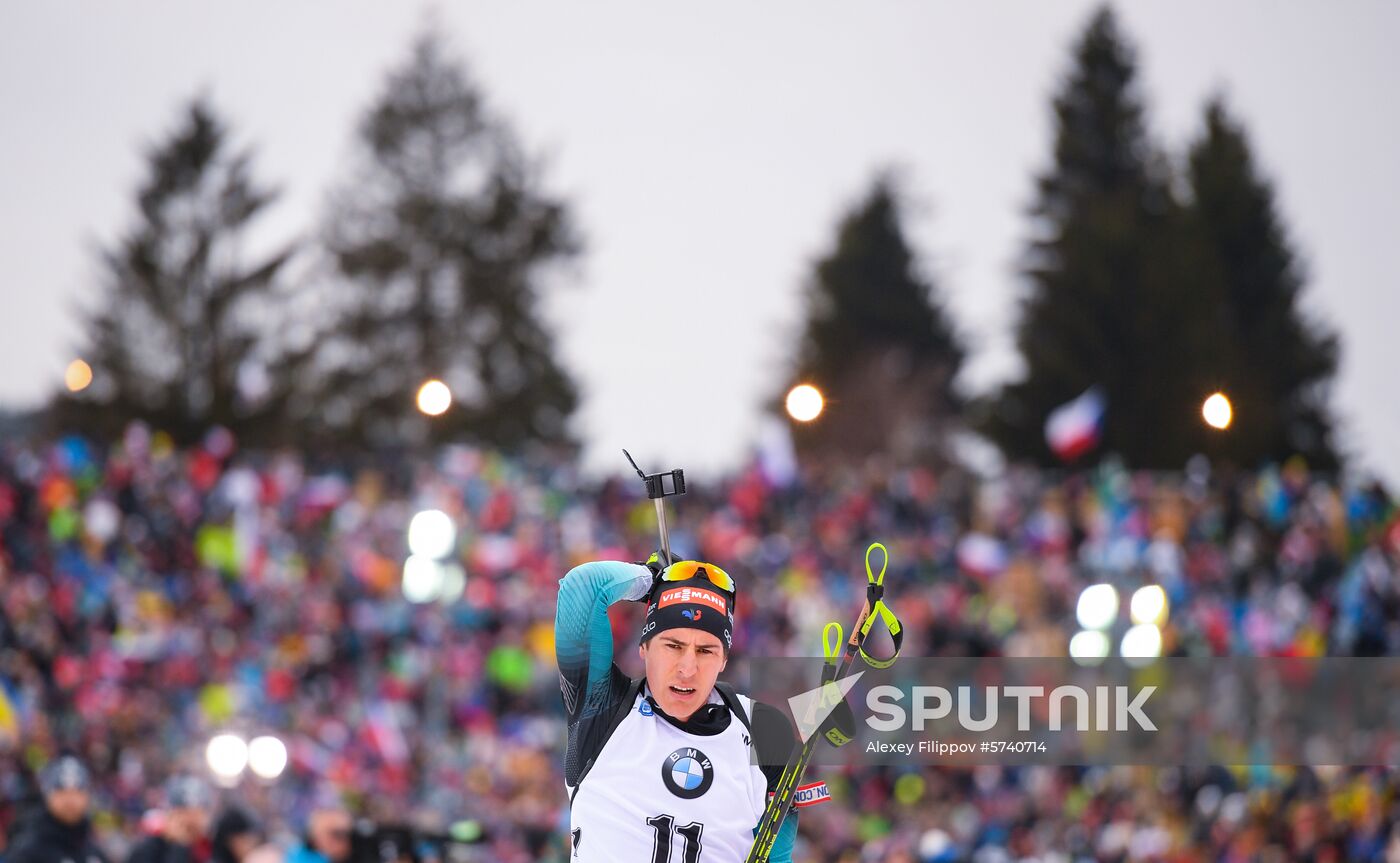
left=2, top=424, right=1399, bottom=861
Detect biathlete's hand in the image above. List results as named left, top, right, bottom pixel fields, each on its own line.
left=640, top=551, right=668, bottom=602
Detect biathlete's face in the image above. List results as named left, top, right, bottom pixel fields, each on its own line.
left=639, top=628, right=727, bottom=722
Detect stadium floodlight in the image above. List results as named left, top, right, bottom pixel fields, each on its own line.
left=206, top=733, right=248, bottom=780
left=402, top=555, right=444, bottom=603
left=1120, top=623, right=1163, bottom=667
left=1202, top=392, right=1232, bottom=430
left=1130, top=585, right=1169, bottom=626
left=407, top=509, right=456, bottom=559
left=1075, top=583, right=1119, bottom=630
left=65, top=359, right=93, bottom=393
left=785, top=384, right=824, bottom=423
left=248, top=735, right=288, bottom=780
left=1069, top=629, right=1111, bottom=666
left=416, top=379, right=452, bottom=416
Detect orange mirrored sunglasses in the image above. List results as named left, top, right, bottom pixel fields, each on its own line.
left=660, top=560, right=735, bottom=593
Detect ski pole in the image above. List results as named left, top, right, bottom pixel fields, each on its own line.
left=747, top=542, right=903, bottom=863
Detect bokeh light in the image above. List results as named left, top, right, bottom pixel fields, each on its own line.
left=1130, top=585, right=1169, bottom=626
left=416, top=379, right=452, bottom=416
left=83, top=498, right=122, bottom=543
left=785, top=384, right=824, bottom=423
left=407, top=509, right=456, bottom=559
left=403, top=555, right=444, bottom=603
left=247, top=735, right=288, bottom=780
left=206, top=734, right=248, bottom=780
left=65, top=359, right=93, bottom=392
left=1120, top=623, right=1163, bottom=666
left=438, top=563, right=466, bottom=604
left=1069, top=629, right=1111, bottom=666
left=1075, top=583, right=1119, bottom=630
left=1202, top=392, right=1232, bottom=430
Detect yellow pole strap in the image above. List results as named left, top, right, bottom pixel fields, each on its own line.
left=856, top=542, right=903, bottom=669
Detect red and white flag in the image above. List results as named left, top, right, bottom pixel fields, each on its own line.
left=1045, top=388, right=1105, bottom=462
left=365, top=702, right=410, bottom=765
left=957, top=533, right=1007, bottom=579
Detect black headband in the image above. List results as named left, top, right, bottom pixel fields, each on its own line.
left=640, top=576, right=735, bottom=652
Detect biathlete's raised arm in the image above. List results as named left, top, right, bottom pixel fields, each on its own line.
left=555, top=560, right=653, bottom=779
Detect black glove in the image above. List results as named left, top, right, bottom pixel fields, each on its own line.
left=639, top=551, right=671, bottom=602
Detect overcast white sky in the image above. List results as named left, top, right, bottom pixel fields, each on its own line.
left=2, top=1, right=1396, bottom=482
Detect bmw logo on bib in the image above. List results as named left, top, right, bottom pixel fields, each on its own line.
left=661, top=747, right=714, bottom=799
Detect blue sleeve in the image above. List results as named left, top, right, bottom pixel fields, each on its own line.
left=752, top=811, right=798, bottom=863
left=555, top=561, right=653, bottom=707
left=556, top=561, right=654, bottom=787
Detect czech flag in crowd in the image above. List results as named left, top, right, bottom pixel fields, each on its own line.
left=1044, top=387, right=1105, bottom=462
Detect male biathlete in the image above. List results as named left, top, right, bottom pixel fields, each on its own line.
left=556, top=557, right=823, bottom=862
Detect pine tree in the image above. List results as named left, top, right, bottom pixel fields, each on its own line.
left=52, top=98, right=305, bottom=445
left=1184, top=97, right=1340, bottom=467
left=317, top=30, right=579, bottom=449
left=786, top=175, right=964, bottom=464
left=986, top=7, right=1219, bottom=467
